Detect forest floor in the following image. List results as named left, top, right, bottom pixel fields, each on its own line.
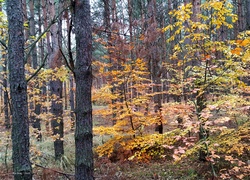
left=0, top=105, right=249, bottom=179
left=94, top=157, right=212, bottom=180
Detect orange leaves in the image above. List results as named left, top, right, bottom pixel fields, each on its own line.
left=231, top=38, right=250, bottom=56
left=236, top=39, right=250, bottom=46
left=231, top=47, right=242, bottom=55
left=139, top=34, right=145, bottom=41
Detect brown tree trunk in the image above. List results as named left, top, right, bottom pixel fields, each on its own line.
left=237, top=0, right=245, bottom=32
left=49, top=0, right=64, bottom=160
left=147, top=0, right=163, bottom=134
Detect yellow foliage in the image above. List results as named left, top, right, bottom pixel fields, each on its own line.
left=95, top=128, right=191, bottom=162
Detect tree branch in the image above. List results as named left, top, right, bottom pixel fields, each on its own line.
left=25, top=17, right=56, bottom=63
left=34, top=163, right=74, bottom=179
left=59, top=48, right=75, bottom=75
left=26, top=54, right=48, bottom=83
left=25, top=6, right=70, bottom=63
left=0, top=39, right=7, bottom=50
left=68, top=19, right=75, bottom=71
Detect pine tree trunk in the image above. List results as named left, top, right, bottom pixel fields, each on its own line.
left=73, top=0, right=94, bottom=179
left=246, top=0, right=250, bottom=29
left=6, top=0, right=32, bottom=178
left=49, top=0, right=64, bottom=160
left=3, top=55, right=10, bottom=129
left=69, top=75, right=75, bottom=130
left=147, top=0, right=163, bottom=134
left=22, top=0, right=29, bottom=41
left=50, top=80, right=64, bottom=160
left=29, top=0, right=42, bottom=141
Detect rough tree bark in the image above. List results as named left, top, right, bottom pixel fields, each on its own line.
left=6, top=0, right=32, bottom=179
left=73, top=0, right=94, bottom=179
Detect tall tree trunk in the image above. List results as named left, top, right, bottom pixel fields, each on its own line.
left=49, top=0, right=64, bottom=160
left=22, top=0, right=29, bottom=41
left=64, top=4, right=75, bottom=130
left=42, top=0, right=50, bottom=132
left=103, top=0, right=117, bottom=124
left=0, top=4, right=10, bottom=128
left=3, top=54, right=10, bottom=129
left=246, top=0, right=250, bottom=29
left=237, top=0, right=244, bottom=32
left=69, top=75, right=75, bottom=130
left=38, top=0, right=45, bottom=62
left=6, top=0, right=32, bottom=179
left=73, top=0, right=94, bottom=179
left=37, top=0, right=46, bottom=137
left=147, top=0, right=163, bottom=134
left=63, top=81, right=68, bottom=110
left=128, top=0, right=137, bottom=102
left=29, top=0, right=42, bottom=141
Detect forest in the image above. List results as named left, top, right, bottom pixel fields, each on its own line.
left=0, top=0, right=249, bottom=179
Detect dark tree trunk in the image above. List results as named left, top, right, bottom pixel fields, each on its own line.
left=6, top=0, right=32, bottom=179
left=29, top=0, right=42, bottom=141
left=64, top=81, right=68, bottom=110
left=73, top=0, right=94, bottom=179
left=41, top=0, right=50, bottom=132
left=246, top=0, right=250, bottom=30
left=3, top=55, right=10, bottom=129
left=147, top=0, right=163, bottom=134
left=102, top=0, right=118, bottom=125
left=22, top=0, right=29, bottom=41
left=69, top=75, right=75, bottom=130
left=0, top=5, right=10, bottom=129
left=50, top=80, right=64, bottom=160
left=29, top=0, right=38, bottom=69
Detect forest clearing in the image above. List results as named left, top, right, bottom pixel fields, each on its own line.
left=0, top=0, right=250, bottom=179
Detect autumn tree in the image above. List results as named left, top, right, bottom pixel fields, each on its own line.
left=162, top=1, right=248, bottom=165
left=6, top=0, right=32, bottom=178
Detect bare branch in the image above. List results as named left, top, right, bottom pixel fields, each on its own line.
left=26, top=54, right=48, bottom=83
